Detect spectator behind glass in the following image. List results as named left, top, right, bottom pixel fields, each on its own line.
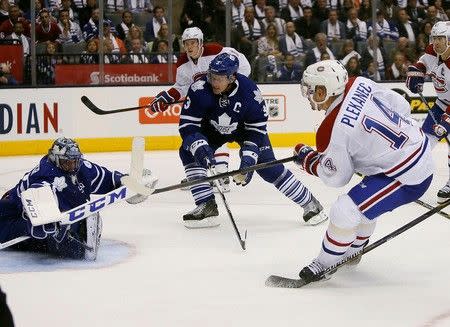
left=57, top=0, right=78, bottom=24
left=360, top=35, right=387, bottom=80
left=367, top=10, right=399, bottom=41
left=320, top=9, right=346, bottom=43
left=103, top=38, right=120, bottom=63
left=126, top=38, right=149, bottom=63
left=304, top=32, right=335, bottom=67
left=281, top=0, right=303, bottom=23
left=417, top=20, right=432, bottom=56
left=312, top=0, right=329, bottom=22
left=261, top=6, right=286, bottom=37
left=149, top=23, right=180, bottom=53
left=434, top=0, right=448, bottom=21
left=257, top=23, right=282, bottom=58
left=0, top=5, right=30, bottom=38
left=231, top=0, right=245, bottom=26
left=36, top=9, right=61, bottom=43
left=7, top=21, right=30, bottom=56
left=396, top=8, right=419, bottom=43
left=279, top=21, right=306, bottom=59
left=57, top=9, right=83, bottom=44
left=0, top=0, right=9, bottom=25
left=24, top=0, right=41, bottom=22
left=151, top=39, right=177, bottom=63
left=294, top=6, right=320, bottom=41
left=0, top=61, right=17, bottom=85
left=345, top=56, right=362, bottom=77
left=126, top=25, right=145, bottom=52
left=235, top=6, right=263, bottom=59
left=180, top=0, right=215, bottom=40
left=274, top=53, right=302, bottom=81
left=358, top=0, right=372, bottom=21
left=82, top=7, right=99, bottom=41
left=254, top=0, right=266, bottom=20
left=144, top=6, right=166, bottom=42
left=78, top=0, right=97, bottom=30
left=385, top=51, right=407, bottom=80
left=346, top=7, right=368, bottom=42
left=396, top=36, right=416, bottom=65
left=339, top=0, right=355, bottom=21
left=116, top=10, right=134, bottom=41
left=103, top=20, right=126, bottom=54
left=339, top=39, right=361, bottom=66
left=37, top=42, right=61, bottom=84
left=80, top=38, right=99, bottom=63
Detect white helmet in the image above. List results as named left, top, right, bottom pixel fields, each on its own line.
left=301, top=60, right=348, bottom=110
left=182, top=27, right=204, bottom=44
left=430, top=21, right=450, bottom=54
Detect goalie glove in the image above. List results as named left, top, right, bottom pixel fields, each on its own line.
left=293, top=143, right=320, bottom=176
left=406, top=65, right=425, bottom=94
left=233, top=141, right=259, bottom=186
left=433, top=113, right=450, bottom=139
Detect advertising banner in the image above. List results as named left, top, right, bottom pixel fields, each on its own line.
left=0, top=44, right=23, bottom=83
left=55, top=64, right=177, bottom=85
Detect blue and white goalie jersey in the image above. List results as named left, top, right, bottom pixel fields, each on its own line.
left=178, top=74, right=269, bottom=147
left=7, top=156, right=124, bottom=212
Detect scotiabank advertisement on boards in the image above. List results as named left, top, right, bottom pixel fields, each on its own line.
left=55, top=64, right=177, bottom=85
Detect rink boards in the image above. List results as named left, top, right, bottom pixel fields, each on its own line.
left=0, top=82, right=435, bottom=156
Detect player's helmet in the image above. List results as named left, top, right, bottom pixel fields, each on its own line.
left=430, top=21, right=450, bottom=54
left=207, top=52, right=239, bottom=82
left=301, top=60, right=348, bottom=110
left=182, top=27, right=203, bottom=45
left=48, top=137, right=82, bottom=173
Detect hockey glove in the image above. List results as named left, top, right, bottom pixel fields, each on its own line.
left=433, top=113, right=450, bottom=139
left=126, top=169, right=158, bottom=204
left=294, top=143, right=320, bottom=176
left=149, top=90, right=174, bottom=113
left=233, top=141, right=259, bottom=186
left=406, top=65, right=425, bottom=94
left=27, top=221, right=58, bottom=240
left=190, top=139, right=216, bottom=170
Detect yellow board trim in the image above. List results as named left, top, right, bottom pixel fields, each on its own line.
left=0, top=133, right=317, bottom=156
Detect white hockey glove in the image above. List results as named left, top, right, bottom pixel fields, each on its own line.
left=126, top=169, right=158, bottom=204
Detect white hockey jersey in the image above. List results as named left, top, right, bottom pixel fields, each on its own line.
left=167, top=43, right=251, bottom=101
left=416, top=44, right=450, bottom=111
left=314, top=76, right=434, bottom=187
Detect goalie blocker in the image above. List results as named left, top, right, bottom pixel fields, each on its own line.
left=0, top=137, right=154, bottom=259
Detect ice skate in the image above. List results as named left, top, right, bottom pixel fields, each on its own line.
left=437, top=182, right=450, bottom=204
left=302, top=196, right=328, bottom=225
left=299, top=259, right=334, bottom=283
left=183, top=198, right=220, bottom=228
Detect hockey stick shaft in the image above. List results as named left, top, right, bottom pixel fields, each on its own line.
left=418, top=92, right=450, bottom=144
left=81, top=95, right=184, bottom=115
left=211, top=171, right=247, bottom=250
left=321, top=199, right=450, bottom=277
left=0, top=236, right=30, bottom=250
left=151, top=156, right=296, bottom=195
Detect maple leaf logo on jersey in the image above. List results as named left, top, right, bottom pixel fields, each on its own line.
left=210, top=113, right=238, bottom=134
left=191, top=80, right=206, bottom=92
left=253, top=90, right=264, bottom=104
left=52, top=176, right=67, bottom=192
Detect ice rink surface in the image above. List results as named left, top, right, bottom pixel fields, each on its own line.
left=1, top=143, right=450, bottom=327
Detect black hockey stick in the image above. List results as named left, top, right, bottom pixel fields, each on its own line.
left=124, top=156, right=297, bottom=196
left=265, top=199, right=450, bottom=288
left=81, top=95, right=184, bottom=115
left=418, top=92, right=450, bottom=144
left=210, top=170, right=247, bottom=250
left=415, top=199, right=450, bottom=220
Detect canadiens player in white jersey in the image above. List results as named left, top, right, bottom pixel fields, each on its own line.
left=149, top=27, right=251, bottom=192
left=292, top=60, right=434, bottom=283
left=406, top=21, right=450, bottom=204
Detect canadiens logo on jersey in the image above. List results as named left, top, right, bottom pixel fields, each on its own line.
left=210, top=113, right=238, bottom=134
left=430, top=71, right=448, bottom=93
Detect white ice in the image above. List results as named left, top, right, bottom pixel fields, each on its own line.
left=1, top=143, right=450, bottom=327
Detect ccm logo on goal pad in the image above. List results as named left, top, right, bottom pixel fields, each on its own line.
left=138, top=97, right=182, bottom=124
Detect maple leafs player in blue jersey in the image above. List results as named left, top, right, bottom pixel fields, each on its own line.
left=0, top=137, right=145, bottom=260
left=178, top=52, right=328, bottom=228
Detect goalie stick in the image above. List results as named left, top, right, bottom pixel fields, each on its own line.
left=265, top=199, right=450, bottom=288
left=81, top=95, right=184, bottom=115
left=122, top=155, right=297, bottom=196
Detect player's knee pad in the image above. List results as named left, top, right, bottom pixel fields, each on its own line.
left=84, top=212, right=102, bottom=261
left=329, top=194, right=365, bottom=230
left=356, top=215, right=376, bottom=236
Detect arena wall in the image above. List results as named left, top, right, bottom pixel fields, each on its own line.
left=0, top=82, right=435, bottom=156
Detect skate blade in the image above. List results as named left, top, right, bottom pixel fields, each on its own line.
left=183, top=217, right=220, bottom=229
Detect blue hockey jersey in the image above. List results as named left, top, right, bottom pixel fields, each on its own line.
left=178, top=73, right=269, bottom=147
left=7, top=156, right=124, bottom=213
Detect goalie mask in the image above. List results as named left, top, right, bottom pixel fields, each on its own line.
left=301, top=60, right=348, bottom=110
left=48, top=137, right=82, bottom=173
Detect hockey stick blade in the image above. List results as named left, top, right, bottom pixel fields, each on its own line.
left=81, top=95, right=183, bottom=115
left=265, top=199, right=450, bottom=288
